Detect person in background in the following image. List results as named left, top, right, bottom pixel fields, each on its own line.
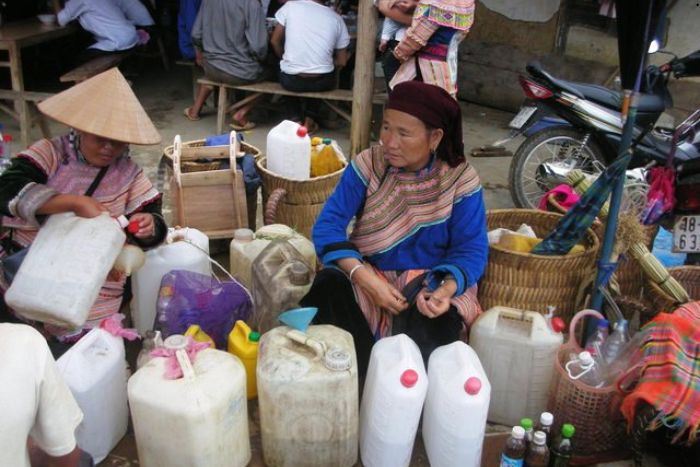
left=184, top=0, right=268, bottom=129
left=0, top=68, right=166, bottom=341
left=270, top=0, right=350, bottom=131
left=0, top=323, right=87, bottom=467
left=378, top=0, right=475, bottom=98
left=376, top=0, right=418, bottom=89
left=177, top=0, right=202, bottom=60
left=52, top=0, right=154, bottom=63
left=301, top=81, right=488, bottom=378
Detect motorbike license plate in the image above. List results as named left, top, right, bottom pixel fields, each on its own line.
left=508, top=106, right=537, bottom=130
left=673, top=215, right=700, bottom=252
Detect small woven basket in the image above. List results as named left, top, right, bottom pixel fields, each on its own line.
left=181, top=160, right=222, bottom=173
left=256, top=156, right=345, bottom=238
left=546, top=194, right=658, bottom=298
left=645, top=265, right=700, bottom=312
left=479, top=209, right=600, bottom=323
left=548, top=309, right=631, bottom=465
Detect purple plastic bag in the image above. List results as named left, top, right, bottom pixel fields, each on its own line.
left=156, top=269, right=253, bottom=349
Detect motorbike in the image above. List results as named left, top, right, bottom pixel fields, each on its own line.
left=504, top=49, right=700, bottom=210
left=503, top=50, right=700, bottom=265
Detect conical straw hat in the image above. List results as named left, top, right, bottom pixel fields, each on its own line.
left=38, top=68, right=161, bottom=145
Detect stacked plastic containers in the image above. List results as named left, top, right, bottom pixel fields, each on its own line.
left=128, top=335, right=250, bottom=467
left=360, top=334, right=428, bottom=467
left=5, top=212, right=127, bottom=327
left=251, top=239, right=314, bottom=334
left=229, top=224, right=316, bottom=292
left=470, top=306, right=563, bottom=425
left=56, top=328, right=129, bottom=464
left=257, top=325, right=358, bottom=467
left=422, top=341, right=491, bottom=467
left=131, top=227, right=210, bottom=335
left=266, top=120, right=311, bottom=180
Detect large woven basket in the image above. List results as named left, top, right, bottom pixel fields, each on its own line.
left=548, top=309, right=630, bottom=465
left=256, top=156, right=345, bottom=239
left=162, top=137, right=261, bottom=230
left=645, top=265, right=700, bottom=312
left=546, top=193, right=658, bottom=298
left=479, top=209, right=600, bottom=323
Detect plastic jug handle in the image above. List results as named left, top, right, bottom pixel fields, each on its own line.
left=174, top=349, right=197, bottom=381
left=286, top=329, right=326, bottom=359
left=565, top=358, right=594, bottom=380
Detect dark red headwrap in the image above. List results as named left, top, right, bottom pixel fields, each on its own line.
left=385, top=81, right=465, bottom=167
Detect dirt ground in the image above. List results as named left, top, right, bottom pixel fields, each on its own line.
left=1, top=66, right=667, bottom=467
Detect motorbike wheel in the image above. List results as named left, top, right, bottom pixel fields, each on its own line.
left=509, top=127, right=607, bottom=209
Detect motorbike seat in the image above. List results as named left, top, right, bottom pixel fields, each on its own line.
left=526, top=62, right=665, bottom=113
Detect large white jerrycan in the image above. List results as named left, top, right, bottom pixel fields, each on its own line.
left=266, top=119, right=311, bottom=180
left=131, top=227, right=210, bottom=335
left=5, top=212, right=126, bottom=328
left=360, top=334, right=428, bottom=467
left=128, top=335, right=250, bottom=467
left=469, top=306, right=563, bottom=426
left=422, top=341, right=491, bottom=467
left=257, top=325, right=358, bottom=467
left=56, top=328, right=129, bottom=464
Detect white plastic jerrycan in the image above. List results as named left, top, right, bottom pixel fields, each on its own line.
left=131, top=227, right=210, bottom=335
left=266, top=119, right=311, bottom=180
left=56, top=328, right=129, bottom=464
left=469, top=306, right=564, bottom=426
left=230, top=224, right=316, bottom=292
left=422, top=341, right=491, bottom=467
left=5, top=212, right=126, bottom=328
left=128, top=335, right=250, bottom=467
left=257, top=325, right=358, bottom=467
left=360, top=334, right=428, bottom=467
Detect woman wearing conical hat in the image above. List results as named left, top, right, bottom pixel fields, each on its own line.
left=0, top=68, right=167, bottom=341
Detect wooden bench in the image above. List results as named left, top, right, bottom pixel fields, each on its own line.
left=0, top=90, right=55, bottom=139
left=197, top=78, right=387, bottom=134
left=60, top=52, right=132, bottom=83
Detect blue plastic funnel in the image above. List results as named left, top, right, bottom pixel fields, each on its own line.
left=278, top=307, right=318, bottom=332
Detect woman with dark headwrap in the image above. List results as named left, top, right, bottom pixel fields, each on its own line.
left=302, top=81, right=488, bottom=377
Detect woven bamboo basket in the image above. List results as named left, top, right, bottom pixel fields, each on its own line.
left=479, top=209, right=600, bottom=323
left=256, top=156, right=345, bottom=239
left=546, top=194, right=658, bottom=298
left=162, top=137, right=261, bottom=232
left=645, top=266, right=700, bottom=312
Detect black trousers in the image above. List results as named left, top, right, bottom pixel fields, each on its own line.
left=279, top=71, right=337, bottom=123
left=300, top=268, right=462, bottom=380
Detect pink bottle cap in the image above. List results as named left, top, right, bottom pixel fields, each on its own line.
left=296, top=126, right=308, bottom=137
left=551, top=317, right=566, bottom=333
left=127, top=220, right=140, bottom=234
left=464, top=376, right=482, bottom=395
left=400, top=369, right=418, bottom=388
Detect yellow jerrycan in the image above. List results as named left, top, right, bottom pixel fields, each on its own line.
left=228, top=320, right=261, bottom=399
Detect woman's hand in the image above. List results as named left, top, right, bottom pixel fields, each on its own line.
left=416, top=279, right=457, bottom=318
left=354, top=266, right=408, bottom=315
left=70, top=195, right=109, bottom=218
left=128, top=213, right=155, bottom=239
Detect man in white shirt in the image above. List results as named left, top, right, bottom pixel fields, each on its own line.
left=54, top=0, right=154, bottom=61
left=270, top=0, right=350, bottom=129
left=0, top=323, right=85, bottom=467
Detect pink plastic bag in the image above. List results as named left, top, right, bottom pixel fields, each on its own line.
left=641, top=166, right=675, bottom=224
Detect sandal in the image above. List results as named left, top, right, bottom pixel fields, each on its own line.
left=230, top=119, right=256, bottom=131
left=183, top=107, right=200, bottom=121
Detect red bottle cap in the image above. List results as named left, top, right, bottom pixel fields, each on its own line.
left=3, top=135, right=12, bottom=142
left=551, top=317, right=566, bottom=333
left=296, top=126, right=308, bottom=137
left=400, top=369, right=418, bottom=388
left=464, top=376, right=482, bottom=395
left=127, top=220, right=140, bottom=234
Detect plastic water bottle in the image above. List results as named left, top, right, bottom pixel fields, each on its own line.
left=524, top=431, right=549, bottom=467
left=499, top=426, right=526, bottom=467
left=565, top=351, right=604, bottom=388
left=602, top=320, right=628, bottom=364
left=520, top=418, right=534, bottom=445
left=584, top=318, right=609, bottom=356
left=550, top=423, right=575, bottom=467
left=535, top=412, right=554, bottom=447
